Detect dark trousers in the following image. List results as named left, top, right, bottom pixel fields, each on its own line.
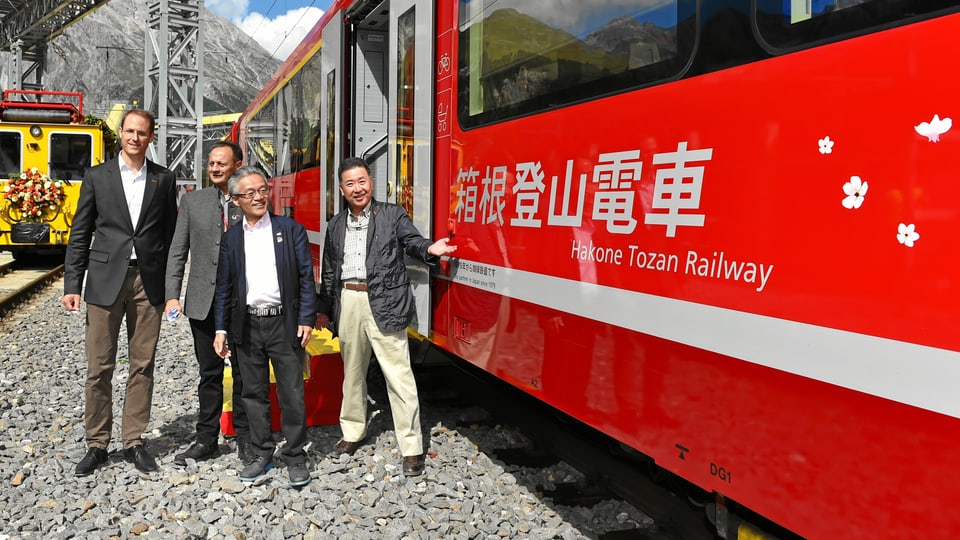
left=189, top=310, right=247, bottom=445
left=236, top=314, right=306, bottom=465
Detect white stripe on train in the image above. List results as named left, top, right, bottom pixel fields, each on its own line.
left=444, top=260, right=960, bottom=420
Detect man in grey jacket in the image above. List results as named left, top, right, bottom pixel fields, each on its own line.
left=320, top=157, right=457, bottom=476
left=165, top=141, right=251, bottom=466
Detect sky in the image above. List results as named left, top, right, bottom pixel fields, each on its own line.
left=206, top=0, right=333, bottom=60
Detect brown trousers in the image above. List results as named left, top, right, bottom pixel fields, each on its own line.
left=83, top=267, right=162, bottom=449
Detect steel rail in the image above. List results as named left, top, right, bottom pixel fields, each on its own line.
left=0, top=263, right=63, bottom=316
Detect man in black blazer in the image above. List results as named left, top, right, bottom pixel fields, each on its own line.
left=165, top=141, right=250, bottom=467
left=212, top=167, right=316, bottom=487
left=63, top=109, right=178, bottom=476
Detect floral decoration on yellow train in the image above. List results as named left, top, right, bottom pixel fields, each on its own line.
left=3, top=168, right=69, bottom=223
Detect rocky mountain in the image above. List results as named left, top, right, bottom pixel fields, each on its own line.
left=32, top=0, right=282, bottom=118
left=585, top=16, right=677, bottom=60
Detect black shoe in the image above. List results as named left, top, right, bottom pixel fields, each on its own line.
left=239, top=454, right=274, bottom=483
left=124, top=445, right=158, bottom=473
left=75, top=448, right=108, bottom=477
left=237, top=438, right=255, bottom=466
left=287, top=462, right=310, bottom=487
left=173, top=441, right=219, bottom=467
left=330, top=438, right=364, bottom=456
left=402, top=453, right=425, bottom=476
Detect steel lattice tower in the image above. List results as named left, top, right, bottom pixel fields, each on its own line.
left=143, top=0, right=204, bottom=194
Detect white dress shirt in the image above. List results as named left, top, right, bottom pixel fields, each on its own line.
left=243, top=212, right=282, bottom=307
left=118, top=153, right=146, bottom=260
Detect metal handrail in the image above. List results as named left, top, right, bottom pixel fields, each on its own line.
left=360, top=133, right=389, bottom=163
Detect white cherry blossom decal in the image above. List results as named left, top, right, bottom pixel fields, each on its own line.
left=818, top=136, right=834, bottom=154
left=914, top=114, right=952, bottom=142
left=842, top=175, right=868, bottom=209
left=897, top=223, right=920, bottom=247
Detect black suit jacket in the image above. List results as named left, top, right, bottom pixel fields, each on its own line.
left=320, top=199, right=437, bottom=333
left=214, top=213, right=317, bottom=345
left=64, top=157, right=178, bottom=306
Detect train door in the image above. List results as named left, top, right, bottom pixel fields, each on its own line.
left=320, top=8, right=345, bottom=222
left=390, top=0, right=435, bottom=336
left=349, top=5, right=389, bottom=198
left=347, top=0, right=436, bottom=336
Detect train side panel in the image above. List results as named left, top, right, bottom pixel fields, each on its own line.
left=433, top=9, right=960, bottom=539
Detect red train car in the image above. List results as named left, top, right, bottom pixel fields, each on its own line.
left=234, top=1, right=960, bottom=537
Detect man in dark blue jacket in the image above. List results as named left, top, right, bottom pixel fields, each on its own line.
left=320, top=157, right=457, bottom=476
left=213, top=167, right=316, bottom=487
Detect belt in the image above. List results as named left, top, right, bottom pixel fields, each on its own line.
left=247, top=305, right=282, bottom=317
left=342, top=280, right=368, bottom=292
left=128, top=259, right=139, bottom=267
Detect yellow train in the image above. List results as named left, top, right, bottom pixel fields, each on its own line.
left=0, top=89, right=115, bottom=259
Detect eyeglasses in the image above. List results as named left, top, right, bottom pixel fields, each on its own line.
left=234, top=187, right=270, bottom=199
left=121, top=128, right=151, bottom=138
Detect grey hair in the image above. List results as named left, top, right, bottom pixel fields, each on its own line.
left=228, top=166, right=267, bottom=196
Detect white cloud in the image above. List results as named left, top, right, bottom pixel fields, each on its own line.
left=207, top=0, right=250, bottom=21
left=236, top=7, right=323, bottom=60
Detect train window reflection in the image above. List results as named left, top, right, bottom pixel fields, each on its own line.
left=299, top=53, right=323, bottom=170
left=324, top=69, right=336, bottom=221
left=786, top=0, right=865, bottom=24
left=396, top=7, right=415, bottom=217
left=755, top=0, right=959, bottom=51
left=247, top=99, right=277, bottom=177
left=0, top=132, right=20, bottom=177
left=458, top=0, right=693, bottom=128
left=276, top=83, right=295, bottom=176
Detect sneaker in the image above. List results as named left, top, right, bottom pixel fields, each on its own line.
left=237, top=438, right=255, bottom=466
left=239, top=454, right=274, bottom=483
left=288, top=463, right=310, bottom=487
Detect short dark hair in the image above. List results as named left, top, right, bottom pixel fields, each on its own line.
left=228, top=166, right=267, bottom=196
left=210, top=141, right=243, bottom=162
left=338, top=157, right=370, bottom=182
left=120, top=109, right=156, bottom=134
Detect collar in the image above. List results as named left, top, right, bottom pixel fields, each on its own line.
left=242, top=211, right=272, bottom=232
left=350, top=203, right=372, bottom=220
left=118, top=152, right=147, bottom=176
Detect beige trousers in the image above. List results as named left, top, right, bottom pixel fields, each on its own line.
left=83, top=267, right=162, bottom=449
left=338, top=288, right=423, bottom=457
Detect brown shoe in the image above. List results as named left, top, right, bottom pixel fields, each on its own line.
left=330, top=438, right=364, bottom=456
left=402, top=453, right=425, bottom=476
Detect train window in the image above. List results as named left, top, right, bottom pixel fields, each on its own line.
left=247, top=98, right=277, bottom=177
left=299, top=53, right=323, bottom=171
left=755, top=0, right=960, bottom=51
left=0, top=131, right=20, bottom=177
left=457, top=0, right=696, bottom=128
left=276, top=83, right=296, bottom=176
left=396, top=7, right=415, bottom=217
left=49, top=132, right=93, bottom=181
left=325, top=69, right=336, bottom=222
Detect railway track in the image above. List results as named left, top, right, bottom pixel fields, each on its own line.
left=0, top=254, right=64, bottom=316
